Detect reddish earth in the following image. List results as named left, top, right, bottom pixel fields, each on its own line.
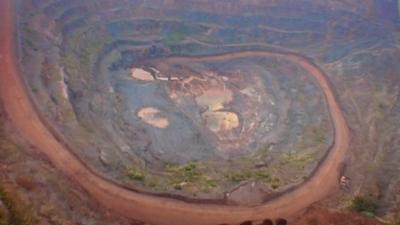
left=0, top=0, right=350, bottom=225
left=293, top=206, right=383, bottom=225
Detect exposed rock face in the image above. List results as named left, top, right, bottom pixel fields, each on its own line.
left=226, top=181, right=267, bottom=206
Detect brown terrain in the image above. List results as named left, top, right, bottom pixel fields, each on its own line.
left=0, top=0, right=353, bottom=224
left=293, top=206, right=383, bottom=225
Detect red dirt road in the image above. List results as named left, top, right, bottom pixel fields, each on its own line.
left=0, top=1, right=350, bottom=225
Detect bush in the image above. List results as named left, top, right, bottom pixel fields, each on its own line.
left=351, top=195, right=378, bottom=215
left=224, top=171, right=252, bottom=183
left=127, top=168, right=145, bottom=181
left=165, top=162, right=216, bottom=192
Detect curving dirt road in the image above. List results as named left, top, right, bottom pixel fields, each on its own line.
left=0, top=1, right=350, bottom=225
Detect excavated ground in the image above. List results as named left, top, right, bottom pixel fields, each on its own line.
left=4, top=0, right=400, bottom=225
left=11, top=0, right=338, bottom=200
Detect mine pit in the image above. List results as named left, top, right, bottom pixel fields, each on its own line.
left=3, top=1, right=398, bottom=225
left=80, top=55, right=333, bottom=197
left=13, top=0, right=335, bottom=208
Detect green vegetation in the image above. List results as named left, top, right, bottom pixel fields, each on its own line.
left=224, top=169, right=272, bottom=183
left=127, top=168, right=145, bottom=181
left=127, top=160, right=283, bottom=192
left=270, top=177, right=281, bottom=189
left=127, top=162, right=217, bottom=192
left=223, top=168, right=280, bottom=189
left=165, top=162, right=216, bottom=192
left=224, top=170, right=253, bottom=183
left=280, top=152, right=314, bottom=169
left=351, top=195, right=379, bottom=216
left=165, top=162, right=198, bottom=181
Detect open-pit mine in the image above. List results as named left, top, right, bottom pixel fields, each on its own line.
left=1, top=0, right=400, bottom=225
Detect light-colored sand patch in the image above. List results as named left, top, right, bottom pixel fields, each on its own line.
left=196, top=88, right=233, bottom=112
left=58, top=67, right=69, bottom=100
left=131, top=68, right=154, bottom=81
left=181, top=76, right=207, bottom=85
left=148, top=67, right=160, bottom=75
left=137, top=107, right=169, bottom=128
left=240, top=87, right=257, bottom=97
left=204, top=111, right=239, bottom=132
left=157, top=76, right=169, bottom=81
left=196, top=87, right=239, bottom=132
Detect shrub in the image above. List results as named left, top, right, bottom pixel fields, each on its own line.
left=165, top=162, right=216, bottom=192
left=270, top=177, right=281, bottom=190
left=165, top=162, right=201, bottom=183
left=127, top=168, right=145, bottom=181
left=351, top=195, right=378, bottom=215
left=224, top=171, right=252, bottom=183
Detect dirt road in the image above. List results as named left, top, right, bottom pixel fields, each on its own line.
left=0, top=1, right=350, bottom=225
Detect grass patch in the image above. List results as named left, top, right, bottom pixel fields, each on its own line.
left=126, top=159, right=283, bottom=193
left=164, top=162, right=216, bottom=192
left=280, top=152, right=314, bottom=167
left=224, top=171, right=253, bottom=183
left=270, top=177, right=281, bottom=190
left=127, top=168, right=145, bottom=181
left=223, top=168, right=280, bottom=189
left=126, top=162, right=217, bottom=192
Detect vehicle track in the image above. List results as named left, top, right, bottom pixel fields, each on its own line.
left=0, top=1, right=350, bottom=225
